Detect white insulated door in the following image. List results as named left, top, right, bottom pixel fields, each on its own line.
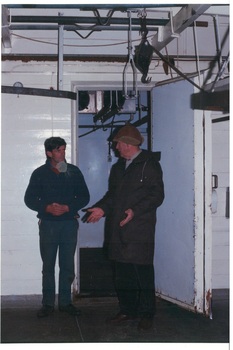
left=151, top=79, right=212, bottom=316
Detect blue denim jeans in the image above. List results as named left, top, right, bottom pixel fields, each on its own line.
left=114, top=261, right=156, bottom=318
left=39, top=220, right=78, bottom=307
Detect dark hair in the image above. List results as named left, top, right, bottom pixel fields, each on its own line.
left=44, top=137, right=67, bottom=155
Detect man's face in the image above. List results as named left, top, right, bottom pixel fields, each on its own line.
left=46, top=145, right=66, bottom=166
left=115, top=141, right=131, bottom=159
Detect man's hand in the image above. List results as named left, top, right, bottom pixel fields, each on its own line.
left=120, top=208, right=134, bottom=227
left=86, top=207, right=104, bottom=223
left=45, top=203, right=69, bottom=216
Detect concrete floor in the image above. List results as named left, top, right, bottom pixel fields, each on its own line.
left=1, top=290, right=229, bottom=347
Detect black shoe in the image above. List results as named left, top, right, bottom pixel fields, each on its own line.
left=37, top=305, right=54, bottom=318
left=59, top=304, right=81, bottom=316
left=108, top=312, right=137, bottom=324
left=137, top=317, right=153, bottom=331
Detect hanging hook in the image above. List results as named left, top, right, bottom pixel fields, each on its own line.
left=134, top=9, right=154, bottom=84
left=138, top=8, right=148, bottom=38
left=123, top=10, right=138, bottom=99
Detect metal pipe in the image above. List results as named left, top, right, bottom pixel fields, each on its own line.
left=2, top=53, right=226, bottom=61
left=213, top=15, right=222, bottom=70
left=9, top=24, right=159, bottom=32
left=202, top=25, right=229, bottom=87
left=57, top=14, right=64, bottom=90
left=10, top=15, right=168, bottom=26
left=193, top=21, right=201, bottom=84
left=210, top=53, right=229, bottom=92
left=123, top=11, right=138, bottom=98
left=80, top=115, right=149, bottom=129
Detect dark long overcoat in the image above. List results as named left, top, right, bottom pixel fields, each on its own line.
left=96, top=150, right=164, bottom=265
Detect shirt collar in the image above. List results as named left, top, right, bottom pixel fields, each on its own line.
left=125, top=150, right=142, bottom=168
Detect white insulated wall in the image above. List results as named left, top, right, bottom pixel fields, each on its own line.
left=1, top=60, right=136, bottom=296
left=1, top=86, right=72, bottom=295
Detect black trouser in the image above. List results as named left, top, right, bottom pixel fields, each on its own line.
left=114, top=261, right=156, bottom=318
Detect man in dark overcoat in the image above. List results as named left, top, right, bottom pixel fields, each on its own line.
left=86, top=124, right=164, bottom=330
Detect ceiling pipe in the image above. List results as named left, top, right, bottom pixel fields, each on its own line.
left=9, top=25, right=159, bottom=32
left=2, top=54, right=226, bottom=62
left=57, top=14, right=64, bottom=90
left=10, top=16, right=169, bottom=26
left=213, top=15, right=222, bottom=70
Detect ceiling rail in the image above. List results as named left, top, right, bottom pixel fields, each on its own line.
left=8, top=25, right=159, bottom=32
left=10, top=16, right=168, bottom=26
left=5, top=4, right=184, bottom=10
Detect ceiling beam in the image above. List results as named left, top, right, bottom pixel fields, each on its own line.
left=152, top=4, right=211, bottom=51
left=191, top=89, right=229, bottom=112
left=5, top=4, right=183, bottom=10
left=1, top=85, right=77, bottom=100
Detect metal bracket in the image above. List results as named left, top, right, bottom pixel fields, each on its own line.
left=170, top=10, right=180, bottom=38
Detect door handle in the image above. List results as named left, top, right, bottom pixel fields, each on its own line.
left=212, top=174, right=218, bottom=189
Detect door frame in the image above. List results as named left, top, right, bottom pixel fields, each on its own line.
left=193, top=79, right=212, bottom=316
left=70, top=81, right=152, bottom=294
